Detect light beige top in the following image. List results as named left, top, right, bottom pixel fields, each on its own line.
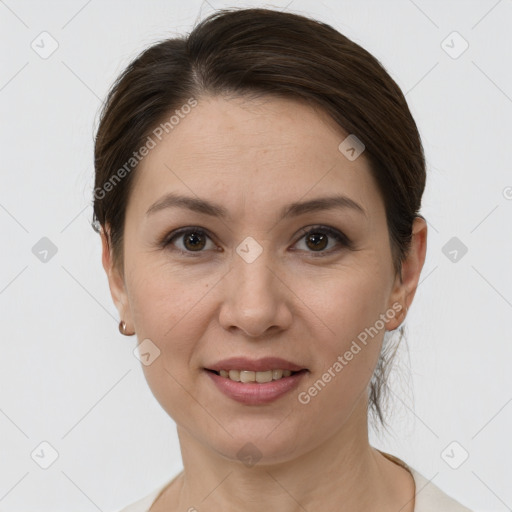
left=116, top=450, right=474, bottom=512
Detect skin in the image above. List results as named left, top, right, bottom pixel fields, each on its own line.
left=101, top=94, right=427, bottom=512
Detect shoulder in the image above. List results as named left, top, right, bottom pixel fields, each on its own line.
left=376, top=449, right=473, bottom=512
left=114, top=480, right=170, bottom=512
left=409, top=467, right=474, bottom=512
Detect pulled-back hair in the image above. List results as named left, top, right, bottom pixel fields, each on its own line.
left=92, top=7, right=426, bottom=430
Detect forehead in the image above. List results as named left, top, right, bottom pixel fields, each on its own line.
left=141, top=94, right=350, bottom=167
left=130, top=94, right=384, bottom=224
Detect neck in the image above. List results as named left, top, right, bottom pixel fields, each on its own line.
left=163, top=395, right=414, bottom=512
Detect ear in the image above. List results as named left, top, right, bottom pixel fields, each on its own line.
left=385, top=216, right=428, bottom=331
left=100, top=225, right=133, bottom=330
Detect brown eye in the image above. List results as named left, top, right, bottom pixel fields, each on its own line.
left=294, top=226, right=351, bottom=255
left=162, top=227, right=216, bottom=254
left=183, top=231, right=206, bottom=251
left=305, top=232, right=328, bottom=251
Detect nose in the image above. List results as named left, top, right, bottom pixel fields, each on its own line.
left=218, top=243, right=293, bottom=338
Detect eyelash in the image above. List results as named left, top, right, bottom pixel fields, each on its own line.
left=160, top=225, right=352, bottom=257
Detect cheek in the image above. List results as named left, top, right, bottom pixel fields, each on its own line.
left=293, top=260, right=389, bottom=344
left=127, top=266, right=215, bottom=419
left=125, top=257, right=230, bottom=374
left=127, top=256, right=215, bottom=340
left=293, top=263, right=387, bottom=397
left=296, top=294, right=384, bottom=427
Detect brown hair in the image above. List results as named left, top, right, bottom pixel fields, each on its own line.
left=92, top=7, right=426, bottom=431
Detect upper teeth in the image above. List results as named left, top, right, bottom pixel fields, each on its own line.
left=219, top=369, right=293, bottom=383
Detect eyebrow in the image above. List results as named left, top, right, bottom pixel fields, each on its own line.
left=146, top=192, right=367, bottom=220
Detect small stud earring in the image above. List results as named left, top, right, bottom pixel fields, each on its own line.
left=119, top=320, right=135, bottom=336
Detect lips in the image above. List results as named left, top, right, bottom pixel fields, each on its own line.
left=205, top=356, right=306, bottom=373
left=204, top=356, right=308, bottom=404
left=205, top=367, right=307, bottom=404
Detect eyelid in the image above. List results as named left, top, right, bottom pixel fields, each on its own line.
left=293, top=225, right=352, bottom=253
left=161, top=226, right=218, bottom=256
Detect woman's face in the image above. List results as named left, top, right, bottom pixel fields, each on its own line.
left=103, top=94, right=424, bottom=464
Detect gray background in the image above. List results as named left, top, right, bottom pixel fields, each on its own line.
left=1, top=0, right=511, bottom=510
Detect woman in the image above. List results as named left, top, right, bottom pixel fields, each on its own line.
left=92, top=7, right=473, bottom=512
